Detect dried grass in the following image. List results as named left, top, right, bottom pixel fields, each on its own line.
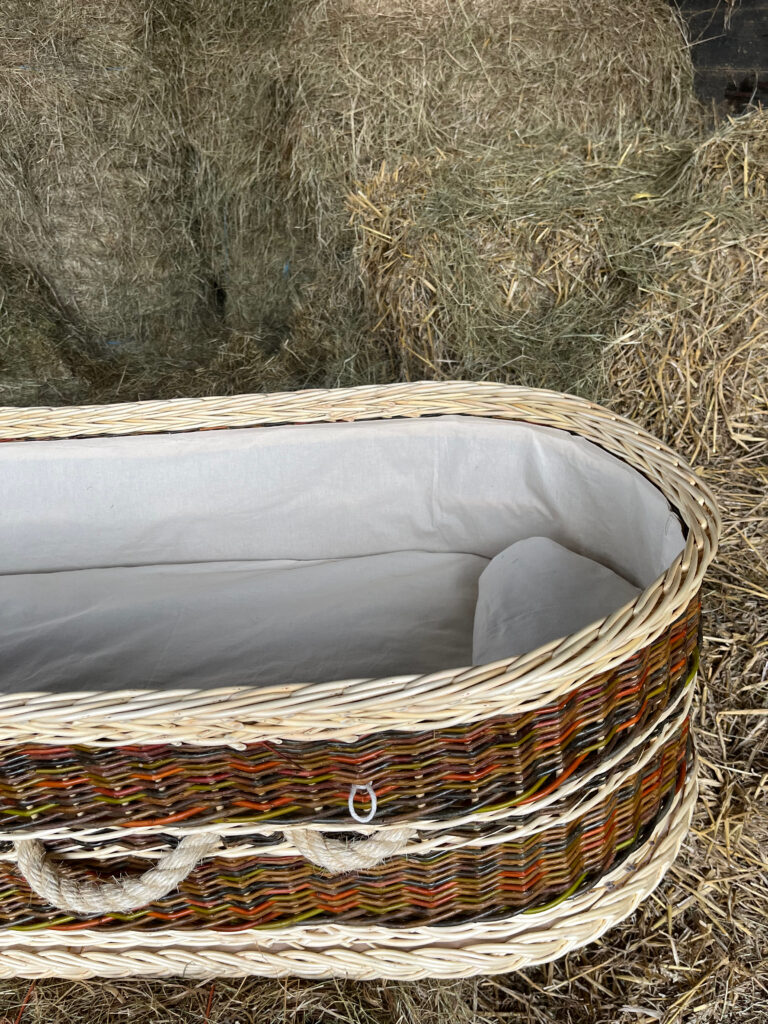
left=275, top=0, right=697, bottom=388
left=0, top=0, right=696, bottom=404
left=346, top=139, right=670, bottom=385
left=281, top=0, right=695, bottom=211
left=607, top=115, right=768, bottom=463
left=0, top=263, right=80, bottom=406
left=0, top=1, right=206, bottom=348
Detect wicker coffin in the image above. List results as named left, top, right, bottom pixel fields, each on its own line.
left=0, top=382, right=719, bottom=979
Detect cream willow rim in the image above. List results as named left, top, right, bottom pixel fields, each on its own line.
left=0, top=768, right=698, bottom=979
left=0, top=381, right=720, bottom=745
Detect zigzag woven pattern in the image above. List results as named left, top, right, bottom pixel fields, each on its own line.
left=0, top=719, right=688, bottom=930
left=0, top=601, right=698, bottom=838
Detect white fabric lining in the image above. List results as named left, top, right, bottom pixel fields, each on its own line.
left=0, top=552, right=488, bottom=693
left=0, top=415, right=685, bottom=692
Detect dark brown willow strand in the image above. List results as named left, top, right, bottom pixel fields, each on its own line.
left=0, top=600, right=699, bottom=836
left=0, top=722, right=689, bottom=931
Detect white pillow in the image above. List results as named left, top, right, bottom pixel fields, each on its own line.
left=472, top=536, right=641, bottom=664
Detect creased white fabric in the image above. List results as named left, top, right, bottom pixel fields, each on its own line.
left=0, top=553, right=487, bottom=693
left=0, top=415, right=685, bottom=692
left=473, top=537, right=642, bottom=664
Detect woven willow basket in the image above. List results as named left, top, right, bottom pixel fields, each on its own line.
left=0, top=382, right=719, bottom=979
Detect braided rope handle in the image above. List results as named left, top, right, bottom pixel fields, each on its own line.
left=287, top=827, right=416, bottom=873
left=14, top=834, right=221, bottom=915
left=13, top=823, right=414, bottom=915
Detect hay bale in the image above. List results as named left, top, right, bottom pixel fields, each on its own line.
left=149, top=1, right=301, bottom=339
left=351, top=155, right=610, bottom=305
left=346, top=139, right=685, bottom=387
left=697, top=111, right=768, bottom=199
left=606, top=113, right=768, bottom=462
left=279, top=0, right=695, bottom=231
left=0, top=1, right=205, bottom=348
left=608, top=227, right=768, bottom=460
left=0, top=262, right=82, bottom=405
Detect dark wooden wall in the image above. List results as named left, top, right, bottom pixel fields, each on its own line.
left=676, top=0, right=768, bottom=111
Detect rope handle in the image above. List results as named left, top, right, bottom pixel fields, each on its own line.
left=14, top=834, right=221, bottom=916
left=13, top=786, right=413, bottom=915
left=283, top=781, right=415, bottom=873
left=14, top=825, right=415, bottom=916
left=287, top=826, right=416, bottom=873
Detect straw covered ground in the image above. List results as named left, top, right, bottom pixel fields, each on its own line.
left=0, top=0, right=766, bottom=1020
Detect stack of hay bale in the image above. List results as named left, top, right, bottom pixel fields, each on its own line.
left=0, top=0, right=766, bottom=437
left=0, top=0, right=705, bottom=404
